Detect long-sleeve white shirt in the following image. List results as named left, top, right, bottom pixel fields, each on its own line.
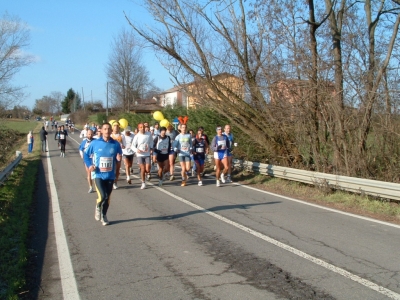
left=130, top=133, right=153, bottom=157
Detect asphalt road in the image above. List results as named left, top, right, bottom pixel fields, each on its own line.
left=29, top=131, right=400, bottom=300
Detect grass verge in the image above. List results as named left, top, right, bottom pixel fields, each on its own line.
left=0, top=121, right=42, bottom=299
left=0, top=153, right=40, bottom=299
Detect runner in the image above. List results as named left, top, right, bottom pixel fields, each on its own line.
left=51, top=120, right=54, bottom=131
left=90, top=122, right=97, bottom=134
left=110, top=122, right=124, bottom=189
left=223, top=124, right=235, bottom=183
left=93, top=128, right=102, bottom=139
left=84, top=123, right=122, bottom=226
left=211, top=125, right=230, bottom=187
left=188, top=129, right=196, bottom=177
left=150, top=126, right=158, bottom=173
left=144, top=124, right=153, bottom=180
left=55, top=125, right=68, bottom=157
left=55, top=126, right=61, bottom=149
left=192, top=129, right=209, bottom=186
left=54, top=120, right=58, bottom=130
left=79, top=129, right=95, bottom=193
left=45, top=120, right=49, bottom=131
left=122, top=126, right=135, bottom=184
left=174, top=123, right=192, bottom=186
left=198, top=126, right=210, bottom=176
left=80, top=125, right=88, bottom=139
left=131, top=123, right=153, bottom=189
left=153, top=122, right=160, bottom=136
left=152, top=127, right=171, bottom=186
left=39, top=126, right=48, bottom=153
left=166, top=124, right=179, bottom=181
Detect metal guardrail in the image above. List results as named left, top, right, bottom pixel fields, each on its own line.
left=229, top=159, right=400, bottom=201
left=0, top=151, right=23, bottom=185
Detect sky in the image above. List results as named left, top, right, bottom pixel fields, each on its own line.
left=3, top=0, right=172, bottom=110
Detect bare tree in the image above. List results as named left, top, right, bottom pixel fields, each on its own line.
left=126, top=0, right=400, bottom=180
left=0, top=12, right=33, bottom=110
left=106, top=28, right=153, bottom=111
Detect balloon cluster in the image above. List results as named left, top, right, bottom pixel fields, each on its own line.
left=153, top=111, right=170, bottom=127
left=108, top=118, right=129, bottom=129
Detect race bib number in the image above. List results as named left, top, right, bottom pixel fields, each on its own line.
left=160, top=144, right=168, bottom=154
left=181, top=142, right=190, bottom=152
left=218, top=140, right=226, bottom=150
left=99, top=157, right=113, bottom=172
left=196, top=148, right=204, bottom=153
left=138, top=143, right=148, bottom=152
left=60, top=134, right=65, bottom=139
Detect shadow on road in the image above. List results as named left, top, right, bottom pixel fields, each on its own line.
left=24, top=159, right=50, bottom=300
left=112, top=201, right=281, bottom=225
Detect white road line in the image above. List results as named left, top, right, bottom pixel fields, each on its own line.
left=140, top=178, right=400, bottom=299
left=45, top=143, right=80, bottom=299
left=232, top=182, right=400, bottom=229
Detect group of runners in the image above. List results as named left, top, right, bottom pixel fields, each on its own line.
left=79, top=120, right=235, bottom=226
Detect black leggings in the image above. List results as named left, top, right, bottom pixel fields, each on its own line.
left=60, top=141, right=66, bottom=152
left=94, top=178, right=114, bottom=216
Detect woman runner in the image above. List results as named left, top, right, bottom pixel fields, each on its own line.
left=192, top=129, right=209, bottom=186
left=211, top=125, right=230, bottom=187
left=153, top=127, right=171, bottom=186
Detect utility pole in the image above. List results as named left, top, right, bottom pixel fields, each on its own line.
left=106, top=82, right=109, bottom=117
left=82, top=87, right=85, bottom=112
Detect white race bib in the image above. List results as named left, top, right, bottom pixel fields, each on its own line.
left=138, top=143, right=148, bottom=152
left=99, top=157, right=113, bottom=172
left=218, top=140, right=226, bottom=149
left=196, top=148, right=204, bottom=153
left=181, top=142, right=190, bottom=152
left=60, top=134, right=65, bottom=139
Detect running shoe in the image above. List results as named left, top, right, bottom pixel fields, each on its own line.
left=127, top=177, right=132, bottom=184
left=220, top=173, right=226, bottom=183
left=226, top=176, right=232, bottom=183
left=198, top=180, right=203, bottom=186
left=88, top=187, right=93, bottom=193
left=113, top=183, right=118, bottom=190
left=95, top=206, right=101, bottom=221
left=141, top=182, right=146, bottom=189
left=169, top=175, right=175, bottom=181
left=63, top=152, right=65, bottom=157
left=158, top=179, right=163, bottom=186
left=101, top=215, right=109, bottom=226
left=146, top=174, right=151, bottom=181
left=181, top=180, right=186, bottom=187
left=216, top=180, right=221, bottom=187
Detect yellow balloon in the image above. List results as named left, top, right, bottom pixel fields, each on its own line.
left=108, top=119, right=116, bottom=126
left=119, top=118, right=128, bottom=129
left=160, top=119, right=170, bottom=127
left=153, top=111, right=164, bottom=121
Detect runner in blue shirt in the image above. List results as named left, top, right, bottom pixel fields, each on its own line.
left=79, top=129, right=94, bottom=193
left=84, top=123, right=122, bottom=226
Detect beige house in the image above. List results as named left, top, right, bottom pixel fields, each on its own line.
left=158, top=73, right=244, bottom=108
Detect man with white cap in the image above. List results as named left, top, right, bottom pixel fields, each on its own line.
left=122, top=126, right=135, bottom=184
